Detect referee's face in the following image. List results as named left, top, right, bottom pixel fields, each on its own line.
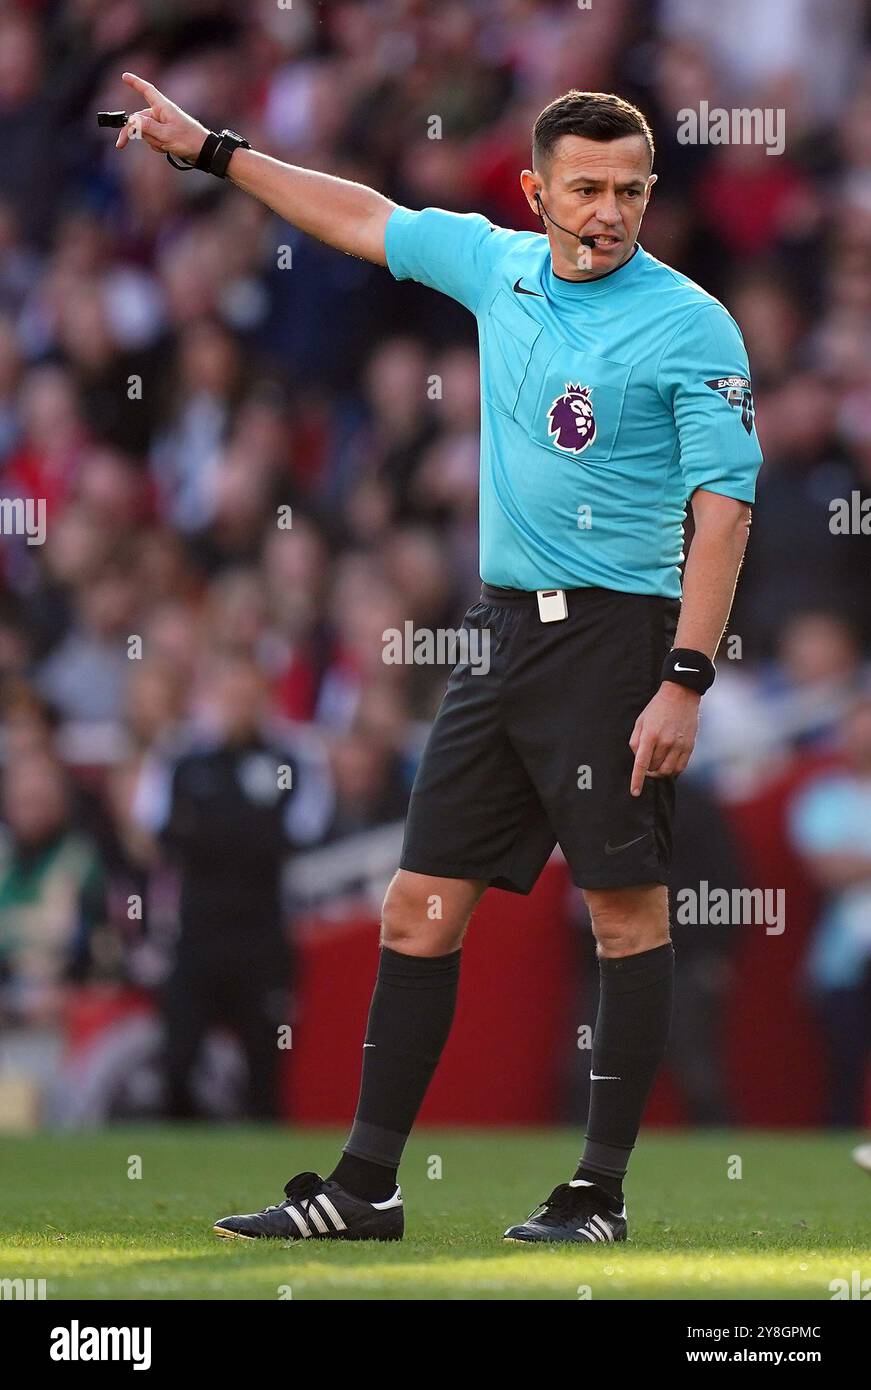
left=522, top=133, right=656, bottom=281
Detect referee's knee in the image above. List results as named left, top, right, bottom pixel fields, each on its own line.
left=380, top=869, right=486, bottom=956
left=584, top=883, right=671, bottom=959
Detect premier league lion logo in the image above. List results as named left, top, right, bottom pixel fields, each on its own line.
left=546, top=382, right=596, bottom=454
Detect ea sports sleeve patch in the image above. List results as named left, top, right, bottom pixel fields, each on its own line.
left=704, top=375, right=756, bottom=435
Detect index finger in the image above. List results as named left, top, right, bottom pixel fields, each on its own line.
left=122, top=71, right=163, bottom=105
left=630, top=733, right=654, bottom=797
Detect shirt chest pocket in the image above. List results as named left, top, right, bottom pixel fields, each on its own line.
left=482, top=289, right=632, bottom=464
left=482, top=290, right=543, bottom=419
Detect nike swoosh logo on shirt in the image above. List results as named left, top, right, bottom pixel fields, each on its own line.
left=604, top=832, right=651, bottom=855
left=590, top=1073, right=621, bottom=1081
left=513, top=277, right=542, bottom=297
left=674, top=663, right=699, bottom=673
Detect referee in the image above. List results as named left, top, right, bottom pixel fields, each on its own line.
left=117, top=77, right=762, bottom=1245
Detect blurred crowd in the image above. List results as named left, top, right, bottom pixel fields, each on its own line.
left=0, top=0, right=870, bottom=1125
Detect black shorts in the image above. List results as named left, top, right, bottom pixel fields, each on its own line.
left=399, top=584, right=681, bottom=893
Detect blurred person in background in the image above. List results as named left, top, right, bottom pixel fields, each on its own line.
left=19, top=501, right=111, bottom=661
left=730, top=372, right=866, bottom=653
left=320, top=336, right=437, bottom=525
left=0, top=615, right=34, bottom=697
left=188, top=442, right=275, bottom=575
left=202, top=566, right=269, bottom=661
left=140, top=598, right=204, bottom=700
left=97, top=657, right=190, bottom=995
left=0, top=681, right=61, bottom=761
left=410, top=346, right=485, bottom=595
left=133, top=650, right=332, bottom=1120
left=6, top=364, right=87, bottom=518
left=0, top=202, right=40, bottom=320
left=726, top=270, right=807, bottom=392
left=380, top=525, right=460, bottom=719
left=761, top=609, right=868, bottom=750
left=263, top=518, right=335, bottom=723
left=149, top=317, right=246, bottom=536
left=36, top=557, right=137, bottom=724
left=0, top=314, right=23, bottom=459
left=132, top=527, right=200, bottom=612
left=324, top=696, right=411, bottom=844
left=0, top=11, right=69, bottom=244
left=0, top=748, right=109, bottom=1118
left=315, top=551, right=408, bottom=731
left=789, top=693, right=871, bottom=1126
left=54, top=278, right=156, bottom=457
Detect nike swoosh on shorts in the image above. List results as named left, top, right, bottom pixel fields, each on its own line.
left=603, top=832, right=651, bottom=855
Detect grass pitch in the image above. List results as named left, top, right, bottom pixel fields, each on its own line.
left=1, top=1126, right=868, bottom=1300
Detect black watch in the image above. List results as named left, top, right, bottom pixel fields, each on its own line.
left=167, top=128, right=251, bottom=177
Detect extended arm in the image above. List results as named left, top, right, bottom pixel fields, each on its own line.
left=116, top=72, right=396, bottom=265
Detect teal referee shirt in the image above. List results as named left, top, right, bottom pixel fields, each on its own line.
left=384, top=206, right=763, bottom=599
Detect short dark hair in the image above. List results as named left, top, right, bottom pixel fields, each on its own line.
left=532, top=90, right=654, bottom=173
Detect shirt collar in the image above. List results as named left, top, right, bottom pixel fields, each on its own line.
left=546, top=243, right=644, bottom=301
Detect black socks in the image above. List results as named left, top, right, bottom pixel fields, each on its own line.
left=574, top=941, right=675, bottom=1201
left=330, top=945, right=462, bottom=1202
left=330, top=1150, right=398, bottom=1204
left=329, top=940, right=672, bottom=1208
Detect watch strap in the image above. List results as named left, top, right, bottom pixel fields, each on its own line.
left=194, top=131, right=222, bottom=172
left=166, top=129, right=250, bottom=177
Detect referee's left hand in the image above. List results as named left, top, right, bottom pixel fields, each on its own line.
left=629, top=683, right=700, bottom=795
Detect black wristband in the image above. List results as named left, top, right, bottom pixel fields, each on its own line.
left=194, top=131, right=222, bottom=172
left=660, top=648, right=716, bottom=695
left=166, top=130, right=249, bottom=177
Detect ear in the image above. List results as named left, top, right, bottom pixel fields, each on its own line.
left=644, top=172, right=658, bottom=206
left=520, top=169, right=543, bottom=217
